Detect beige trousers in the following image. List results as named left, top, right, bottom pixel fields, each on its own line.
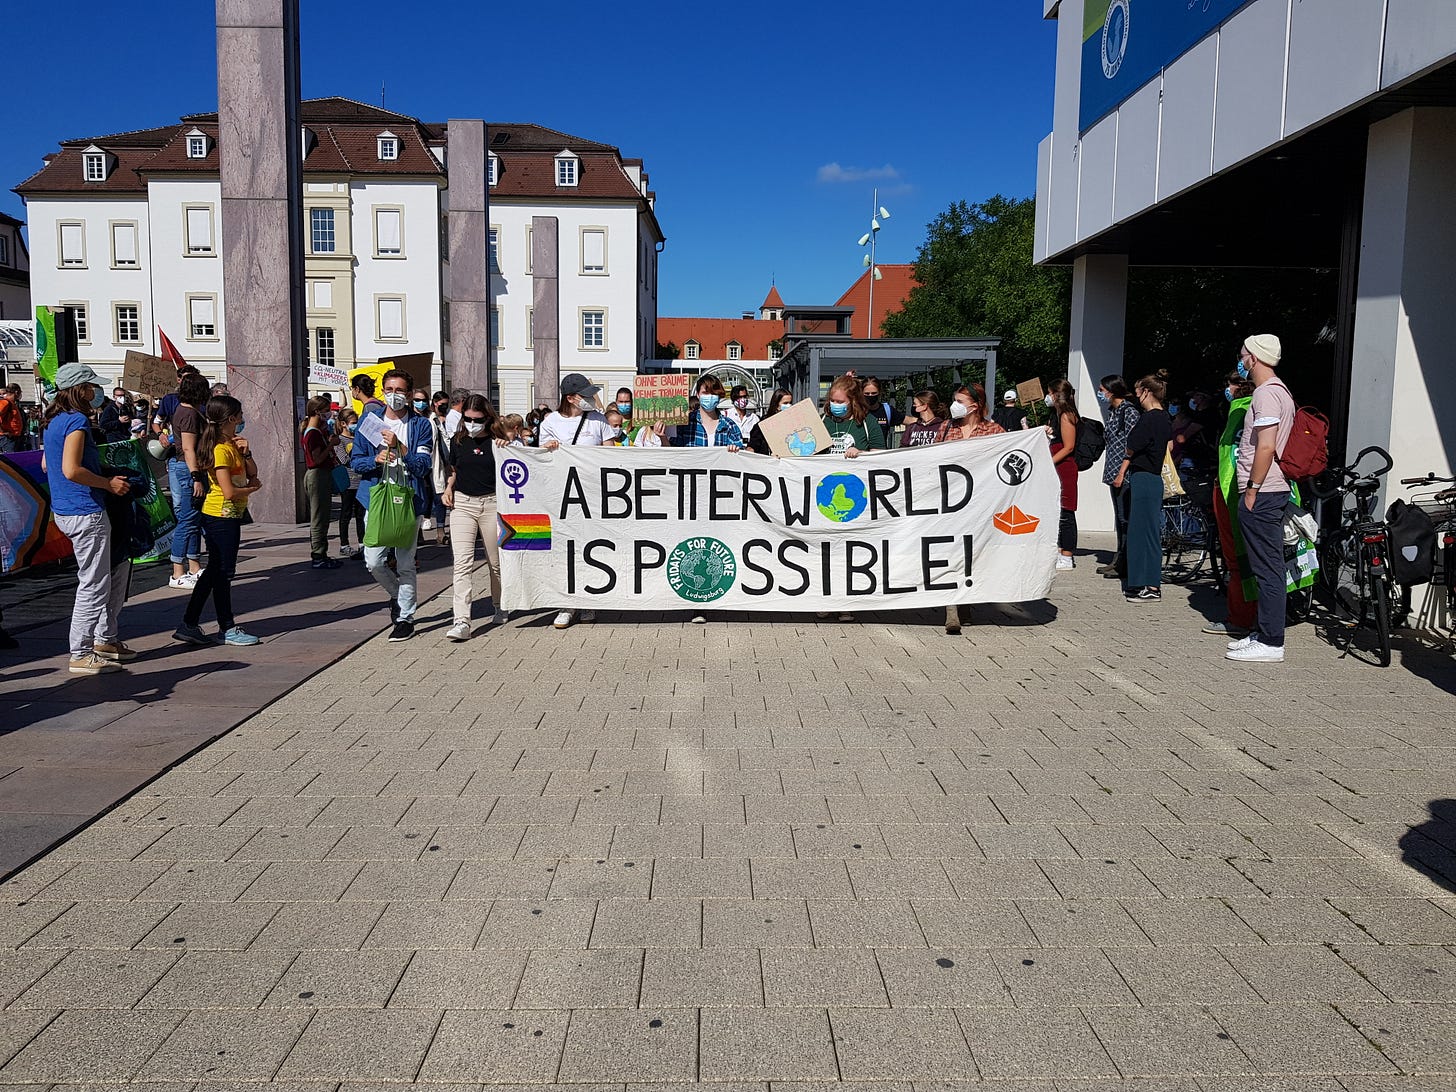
left=448, top=492, right=502, bottom=623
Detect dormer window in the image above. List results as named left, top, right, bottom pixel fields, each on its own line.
left=726, top=341, right=742, bottom=361
left=555, top=150, right=579, bottom=188
left=684, top=340, right=700, bottom=361
left=377, top=131, right=398, bottom=161
left=83, top=151, right=107, bottom=182
left=487, top=154, right=499, bottom=187
left=300, top=127, right=316, bottom=159
left=185, top=129, right=209, bottom=159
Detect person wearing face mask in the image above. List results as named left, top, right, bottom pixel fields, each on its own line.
left=820, top=374, right=884, bottom=458
left=442, top=395, right=507, bottom=641
left=41, top=364, right=134, bottom=674
left=539, top=374, right=610, bottom=628
left=165, top=371, right=212, bottom=590
left=332, top=409, right=364, bottom=557
left=1113, top=375, right=1172, bottom=602
left=423, top=390, right=454, bottom=548
left=350, top=370, right=436, bottom=641
left=724, top=384, right=761, bottom=441
left=746, top=388, right=795, bottom=454
left=900, top=390, right=952, bottom=447
left=1045, top=379, right=1081, bottom=570
left=687, top=376, right=744, bottom=450
left=299, top=396, right=342, bottom=569
left=860, top=376, right=897, bottom=443
left=947, top=384, right=1004, bottom=442
left=1096, top=375, right=1140, bottom=580
left=1203, top=369, right=1258, bottom=640
left=614, top=387, right=635, bottom=421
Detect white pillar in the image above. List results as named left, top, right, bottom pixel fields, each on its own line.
left=1067, top=253, right=1128, bottom=534
left=1349, top=107, right=1456, bottom=504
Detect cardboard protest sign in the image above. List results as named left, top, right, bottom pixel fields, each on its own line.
left=755, top=398, right=832, bottom=457
left=309, top=362, right=349, bottom=387
left=631, top=374, right=691, bottom=426
left=497, top=431, right=1059, bottom=613
left=121, top=351, right=175, bottom=397
left=376, top=352, right=433, bottom=394
left=1015, top=378, right=1045, bottom=406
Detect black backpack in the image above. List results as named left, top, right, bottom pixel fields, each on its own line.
left=1385, top=499, right=1437, bottom=586
left=1072, top=417, right=1106, bottom=471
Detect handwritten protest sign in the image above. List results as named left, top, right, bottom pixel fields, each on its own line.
left=1015, top=378, right=1045, bottom=406
left=631, top=374, right=691, bottom=427
left=309, top=362, right=349, bottom=387
left=121, top=351, right=175, bottom=397
left=755, top=398, right=831, bottom=457
left=497, top=431, right=1059, bottom=613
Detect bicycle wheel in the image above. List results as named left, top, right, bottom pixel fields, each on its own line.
left=1369, top=569, right=1392, bottom=667
left=1163, top=500, right=1208, bottom=584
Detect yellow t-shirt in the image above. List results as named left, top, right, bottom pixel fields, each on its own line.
left=201, top=441, right=250, bottom=518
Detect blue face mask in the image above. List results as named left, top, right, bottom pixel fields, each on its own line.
left=617, top=402, right=632, bottom=415
left=89, top=387, right=105, bottom=409
left=1236, top=357, right=1250, bottom=381
left=698, top=394, right=721, bottom=413
left=1225, top=388, right=1234, bottom=403
left=236, top=418, right=245, bottom=435
left=1095, top=390, right=1109, bottom=405
left=828, top=401, right=849, bottom=418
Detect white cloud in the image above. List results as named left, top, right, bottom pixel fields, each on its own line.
left=816, top=162, right=902, bottom=184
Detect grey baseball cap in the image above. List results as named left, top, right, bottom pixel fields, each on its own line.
left=54, top=363, right=105, bottom=391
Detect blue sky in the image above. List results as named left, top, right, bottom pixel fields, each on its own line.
left=6, top=1, right=1057, bottom=318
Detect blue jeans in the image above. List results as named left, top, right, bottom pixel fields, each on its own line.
left=168, top=458, right=203, bottom=565
left=185, top=514, right=242, bottom=632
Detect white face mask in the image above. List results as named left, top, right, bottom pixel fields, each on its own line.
left=464, top=421, right=487, bottom=437
left=383, top=391, right=408, bottom=411
left=1044, top=394, right=1054, bottom=408
left=949, top=401, right=969, bottom=421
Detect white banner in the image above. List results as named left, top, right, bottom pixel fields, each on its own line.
left=497, top=430, right=1060, bottom=613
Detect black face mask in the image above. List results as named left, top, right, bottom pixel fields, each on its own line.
left=866, top=394, right=881, bottom=406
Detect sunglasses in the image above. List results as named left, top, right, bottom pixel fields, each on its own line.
left=462, top=416, right=488, bottom=424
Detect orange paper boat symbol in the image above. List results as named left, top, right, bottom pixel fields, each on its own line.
left=994, top=504, right=1040, bottom=535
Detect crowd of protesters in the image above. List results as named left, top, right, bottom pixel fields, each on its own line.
left=2, top=332, right=1304, bottom=669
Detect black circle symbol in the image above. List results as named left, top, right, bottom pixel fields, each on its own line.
left=997, top=450, right=1032, bottom=486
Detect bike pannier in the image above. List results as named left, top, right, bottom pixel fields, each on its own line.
left=1385, top=498, right=1438, bottom=585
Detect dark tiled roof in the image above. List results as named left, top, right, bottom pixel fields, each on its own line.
left=490, top=151, right=641, bottom=201
left=15, top=146, right=156, bottom=196
left=486, top=124, right=615, bottom=153
left=0, top=211, right=23, bottom=227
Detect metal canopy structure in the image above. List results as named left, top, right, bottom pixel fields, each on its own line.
left=773, top=336, right=1002, bottom=404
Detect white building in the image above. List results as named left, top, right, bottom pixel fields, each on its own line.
left=1036, top=0, right=1456, bottom=527
left=16, top=101, right=663, bottom=411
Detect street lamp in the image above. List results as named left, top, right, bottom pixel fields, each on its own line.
left=857, top=189, right=890, bottom=338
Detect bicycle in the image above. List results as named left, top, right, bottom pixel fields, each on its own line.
left=1309, top=446, right=1400, bottom=666
left=1398, top=471, right=1456, bottom=623
left=1161, top=470, right=1221, bottom=585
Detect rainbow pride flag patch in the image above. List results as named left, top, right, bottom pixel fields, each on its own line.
left=498, top=513, right=552, bottom=551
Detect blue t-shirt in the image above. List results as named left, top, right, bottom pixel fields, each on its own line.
left=43, top=411, right=104, bottom=516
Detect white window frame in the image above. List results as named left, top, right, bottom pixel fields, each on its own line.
left=183, top=204, right=216, bottom=256
left=315, top=326, right=336, bottom=368
left=58, top=221, right=86, bottom=268
left=524, top=224, right=533, bottom=274
left=186, top=293, right=219, bottom=341
left=373, top=205, right=404, bottom=258
left=525, top=307, right=534, bottom=349
left=489, top=224, right=501, bottom=274
left=109, top=220, right=140, bottom=269
left=113, top=303, right=141, bottom=345
left=683, top=340, right=700, bottom=361
left=375, top=295, right=407, bottom=342
left=726, top=342, right=742, bottom=361
left=487, top=154, right=499, bottom=186
left=492, top=307, right=503, bottom=349
left=84, top=152, right=106, bottom=182
left=186, top=134, right=207, bottom=159
left=310, top=206, right=336, bottom=255
left=0, top=234, right=8, bottom=266
left=62, top=301, right=90, bottom=344
left=580, top=308, right=606, bottom=351
left=580, top=226, right=607, bottom=275
left=556, top=155, right=579, bottom=187
left=377, top=133, right=399, bottom=161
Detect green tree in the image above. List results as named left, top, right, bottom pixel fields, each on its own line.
left=883, top=196, right=1071, bottom=386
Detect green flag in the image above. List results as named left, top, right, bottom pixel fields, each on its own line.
left=34, top=306, right=57, bottom=389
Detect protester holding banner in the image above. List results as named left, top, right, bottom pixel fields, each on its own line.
left=173, top=396, right=262, bottom=647
left=901, top=390, right=953, bottom=447
left=443, top=395, right=506, bottom=642
left=538, top=374, right=608, bottom=629
left=352, top=370, right=435, bottom=642
left=299, top=396, right=342, bottom=570
left=948, top=385, right=1006, bottom=442
left=821, top=375, right=885, bottom=458
left=1046, top=378, right=1081, bottom=570
left=687, top=376, right=744, bottom=450
left=42, top=364, right=135, bottom=674
left=165, top=371, right=211, bottom=590
left=1116, top=375, right=1172, bottom=602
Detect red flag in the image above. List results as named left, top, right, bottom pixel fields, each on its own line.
left=157, top=326, right=189, bottom=370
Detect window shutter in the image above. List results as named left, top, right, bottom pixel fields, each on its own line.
left=379, top=299, right=404, bottom=339
left=60, top=223, right=84, bottom=263
left=186, top=207, right=212, bottom=252
left=583, top=230, right=605, bottom=272
left=377, top=209, right=401, bottom=253
left=113, top=224, right=137, bottom=265
left=190, top=297, right=215, bottom=327
left=314, top=280, right=332, bottom=309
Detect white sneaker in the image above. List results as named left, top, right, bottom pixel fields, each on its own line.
left=1227, top=634, right=1255, bottom=651
left=446, top=621, right=471, bottom=642
left=1056, top=555, right=1075, bottom=570
left=580, top=610, right=596, bottom=623
left=691, top=614, right=707, bottom=624
left=1226, top=639, right=1284, bottom=663
left=553, top=611, right=575, bottom=629
left=168, top=575, right=192, bottom=589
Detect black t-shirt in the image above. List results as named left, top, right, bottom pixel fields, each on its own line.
left=1125, top=408, right=1171, bottom=475
left=449, top=435, right=497, bottom=496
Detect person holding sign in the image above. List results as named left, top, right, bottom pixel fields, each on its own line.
left=686, top=376, right=744, bottom=450
left=351, top=370, right=435, bottom=642
left=820, top=375, right=885, bottom=458
left=539, top=374, right=608, bottom=629
left=746, top=388, right=795, bottom=455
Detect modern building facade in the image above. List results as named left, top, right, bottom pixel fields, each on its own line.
left=1035, top=0, right=1456, bottom=526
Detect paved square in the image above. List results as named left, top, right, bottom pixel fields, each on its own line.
left=1, top=555, right=1454, bottom=1086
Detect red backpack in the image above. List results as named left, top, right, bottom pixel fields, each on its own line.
left=1275, top=406, right=1330, bottom=481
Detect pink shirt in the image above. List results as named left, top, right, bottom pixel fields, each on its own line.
left=1236, top=376, right=1296, bottom=492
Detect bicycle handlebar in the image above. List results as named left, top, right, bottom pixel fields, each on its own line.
left=1351, top=446, right=1395, bottom=477
left=1310, top=445, right=1394, bottom=500
left=1401, top=473, right=1456, bottom=486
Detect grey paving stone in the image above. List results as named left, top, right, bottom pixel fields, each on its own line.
left=830, top=1008, right=977, bottom=1080
left=446, top=859, right=559, bottom=900
left=704, top=899, right=813, bottom=948
left=0, top=900, right=69, bottom=948
left=1017, top=898, right=1152, bottom=947
left=991, top=946, right=1138, bottom=1007
left=761, top=948, right=888, bottom=1006
left=703, top=823, right=794, bottom=858
left=1084, top=1006, right=1256, bottom=1077
left=807, top=899, right=926, bottom=948
left=1104, top=945, right=1263, bottom=1005
left=588, top=898, right=699, bottom=948
left=1334, top=943, right=1456, bottom=1002
left=1329, top=898, right=1456, bottom=944
left=340, top=860, right=461, bottom=901
left=911, top=898, right=1038, bottom=948
left=515, top=948, right=643, bottom=1008
left=248, top=902, right=387, bottom=950
left=1217, top=945, right=1387, bottom=1003
left=10, top=949, right=179, bottom=1009
left=1, top=1009, right=185, bottom=1081
left=1209, top=1004, right=1396, bottom=1076
left=22, top=901, right=176, bottom=949
left=30, top=860, right=170, bottom=901
left=546, top=858, right=652, bottom=899
left=262, top=949, right=411, bottom=1008
left=652, top=857, right=752, bottom=898
left=141, top=860, right=272, bottom=902
left=850, top=860, right=958, bottom=899
left=750, top=859, right=854, bottom=899
left=1336, top=1002, right=1456, bottom=1076
left=419, top=1009, right=569, bottom=1082
left=956, top=1006, right=1117, bottom=1080
left=640, top=947, right=763, bottom=1007
left=943, top=860, right=1059, bottom=899
left=558, top=1008, right=697, bottom=1082
left=136, top=1009, right=311, bottom=1081
left=139, top=949, right=296, bottom=1008
left=279, top=1009, right=441, bottom=1080
left=389, top=949, right=526, bottom=1008
left=876, top=949, right=1010, bottom=1007
left=473, top=898, right=595, bottom=950
left=136, top=824, right=258, bottom=861
left=1227, top=899, right=1374, bottom=945
left=237, top=860, right=364, bottom=901
left=700, top=1008, right=839, bottom=1081
left=1119, top=898, right=1263, bottom=946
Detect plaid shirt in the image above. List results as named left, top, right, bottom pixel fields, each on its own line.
left=687, top=411, right=743, bottom=448
left=1102, top=399, right=1140, bottom=484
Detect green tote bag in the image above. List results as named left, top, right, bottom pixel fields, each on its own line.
left=363, top=461, right=417, bottom=549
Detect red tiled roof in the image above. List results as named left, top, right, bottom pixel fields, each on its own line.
left=14, top=146, right=156, bottom=196
left=760, top=285, right=785, bottom=310
left=834, top=264, right=919, bottom=338
left=490, top=150, right=641, bottom=201
left=658, top=317, right=784, bottom=360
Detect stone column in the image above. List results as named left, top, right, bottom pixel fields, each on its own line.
left=1067, top=253, right=1128, bottom=534
left=446, top=119, right=490, bottom=394
left=1349, top=107, right=1456, bottom=505
left=216, top=0, right=306, bottom=522
left=531, top=216, right=560, bottom=406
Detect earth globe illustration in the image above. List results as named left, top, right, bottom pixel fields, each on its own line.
left=815, top=473, right=868, bottom=523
